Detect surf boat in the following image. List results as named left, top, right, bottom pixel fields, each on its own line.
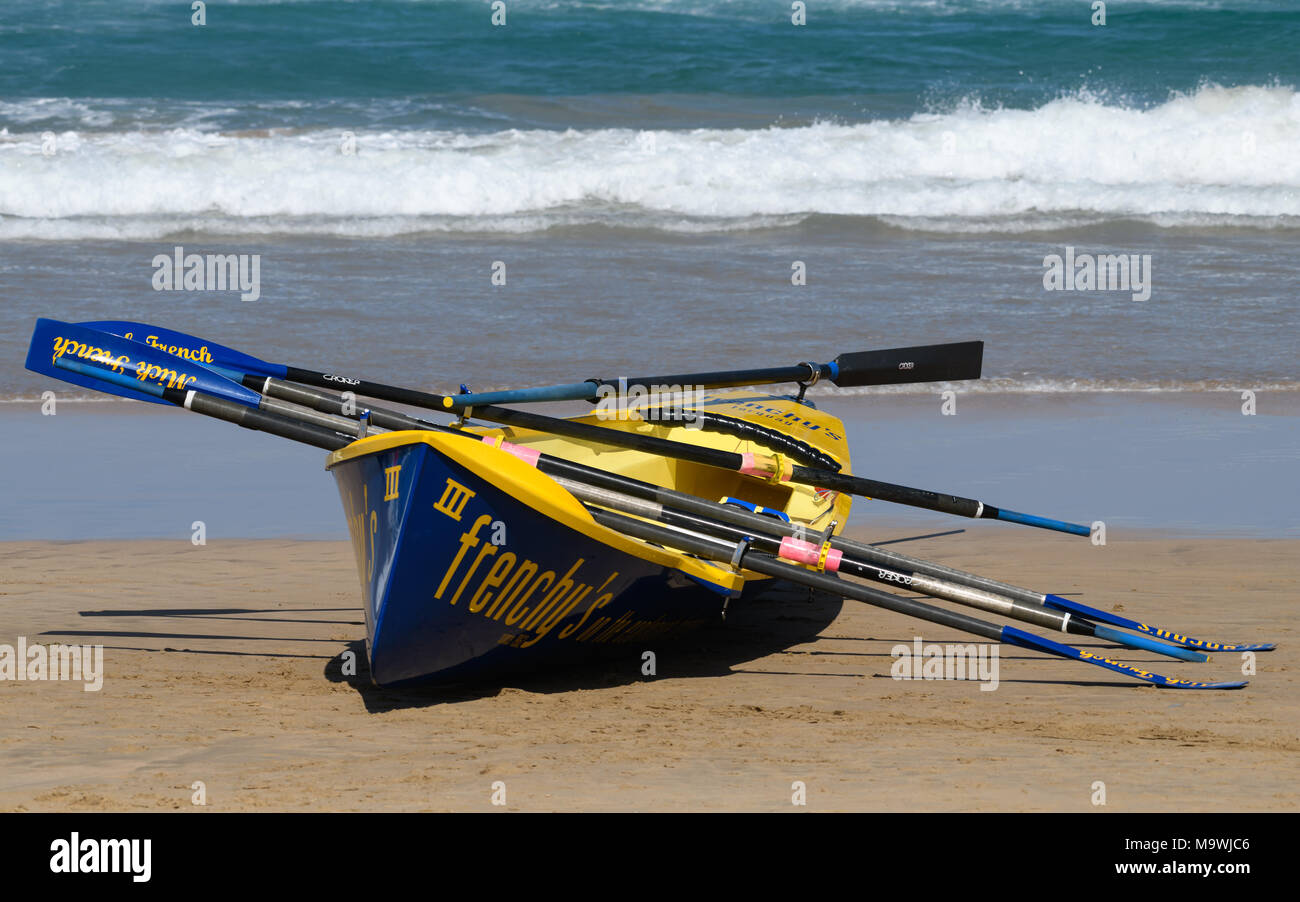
left=325, top=389, right=853, bottom=684
left=26, top=317, right=1273, bottom=690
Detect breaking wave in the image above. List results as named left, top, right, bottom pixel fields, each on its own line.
left=2, top=84, right=1298, bottom=238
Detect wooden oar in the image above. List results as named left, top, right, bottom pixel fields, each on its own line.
left=435, top=341, right=985, bottom=408
left=78, top=320, right=1091, bottom=537
left=583, top=506, right=1247, bottom=690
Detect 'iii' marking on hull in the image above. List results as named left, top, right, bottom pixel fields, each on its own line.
left=433, top=477, right=476, bottom=521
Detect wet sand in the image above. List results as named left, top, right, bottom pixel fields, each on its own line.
left=0, top=528, right=1295, bottom=812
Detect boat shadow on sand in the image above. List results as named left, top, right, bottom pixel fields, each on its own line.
left=325, top=580, right=849, bottom=713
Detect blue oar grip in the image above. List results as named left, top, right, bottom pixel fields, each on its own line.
left=443, top=381, right=598, bottom=408
left=1093, top=624, right=1208, bottom=663
left=993, top=508, right=1091, bottom=537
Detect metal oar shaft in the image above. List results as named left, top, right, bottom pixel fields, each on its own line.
left=53, top=321, right=1075, bottom=536
left=187, top=392, right=353, bottom=451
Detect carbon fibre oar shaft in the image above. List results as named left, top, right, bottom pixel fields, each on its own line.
left=523, top=454, right=1273, bottom=654
left=581, top=507, right=1245, bottom=689
left=551, top=475, right=1204, bottom=662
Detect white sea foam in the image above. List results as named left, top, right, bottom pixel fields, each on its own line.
left=2, top=84, right=1297, bottom=237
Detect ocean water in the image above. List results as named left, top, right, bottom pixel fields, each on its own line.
left=1, top=0, right=1296, bottom=535
left=2, top=0, right=1299, bottom=240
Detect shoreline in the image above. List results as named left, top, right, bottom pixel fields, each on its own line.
left=5, top=390, right=1297, bottom=540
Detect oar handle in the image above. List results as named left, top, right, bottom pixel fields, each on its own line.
left=988, top=507, right=1091, bottom=537
left=439, top=381, right=599, bottom=408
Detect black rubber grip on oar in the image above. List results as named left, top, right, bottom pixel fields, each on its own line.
left=833, top=341, right=983, bottom=388
left=638, top=407, right=841, bottom=471
left=792, top=466, right=984, bottom=519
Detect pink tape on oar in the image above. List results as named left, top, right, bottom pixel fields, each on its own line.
left=738, top=452, right=766, bottom=477
left=778, top=537, right=842, bottom=573
left=484, top=436, right=540, bottom=467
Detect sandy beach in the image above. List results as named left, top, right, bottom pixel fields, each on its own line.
left=2, top=527, right=1294, bottom=812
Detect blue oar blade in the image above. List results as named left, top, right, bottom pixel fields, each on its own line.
left=1001, top=626, right=1248, bottom=689
left=26, top=320, right=165, bottom=405
left=1043, top=594, right=1276, bottom=653
left=26, top=319, right=263, bottom=408
left=1092, top=624, right=1207, bottom=663
left=80, top=320, right=287, bottom=380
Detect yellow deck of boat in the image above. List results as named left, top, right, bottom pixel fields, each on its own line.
left=472, top=388, right=853, bottom=534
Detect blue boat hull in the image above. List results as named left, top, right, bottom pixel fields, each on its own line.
left=327, top=432, right=738, bottom=686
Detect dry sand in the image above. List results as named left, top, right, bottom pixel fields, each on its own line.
left=1, top=528, right=1295, bottom=811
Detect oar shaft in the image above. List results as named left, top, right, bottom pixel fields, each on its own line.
left=550, top=472, right=1205, bottom=661
left=53, top=357, right=353, bottom=451
left=278, top=367, right=1087, bottom=535
left=186, top=392, right=354, bottom=451
left=441, top=340, right=985, bottom=407
left=789, top=465, right=1089, bottom=536
left=585, top=505, right=1008, bottom=643
left=258, top=394, right=369, bottom=436
left=555, top=473, right=1072, bottom=633
left=285, top=366, right=749, bottom=468
left=584, top=506, right=1245, bottom=688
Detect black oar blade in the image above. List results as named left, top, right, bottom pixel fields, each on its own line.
left=833, top=340, right=983, bottom=388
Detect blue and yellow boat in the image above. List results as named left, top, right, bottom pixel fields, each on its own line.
left=325, top=390, right=853, bottom=686
left=29, top=320, right=1264, bottom=690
